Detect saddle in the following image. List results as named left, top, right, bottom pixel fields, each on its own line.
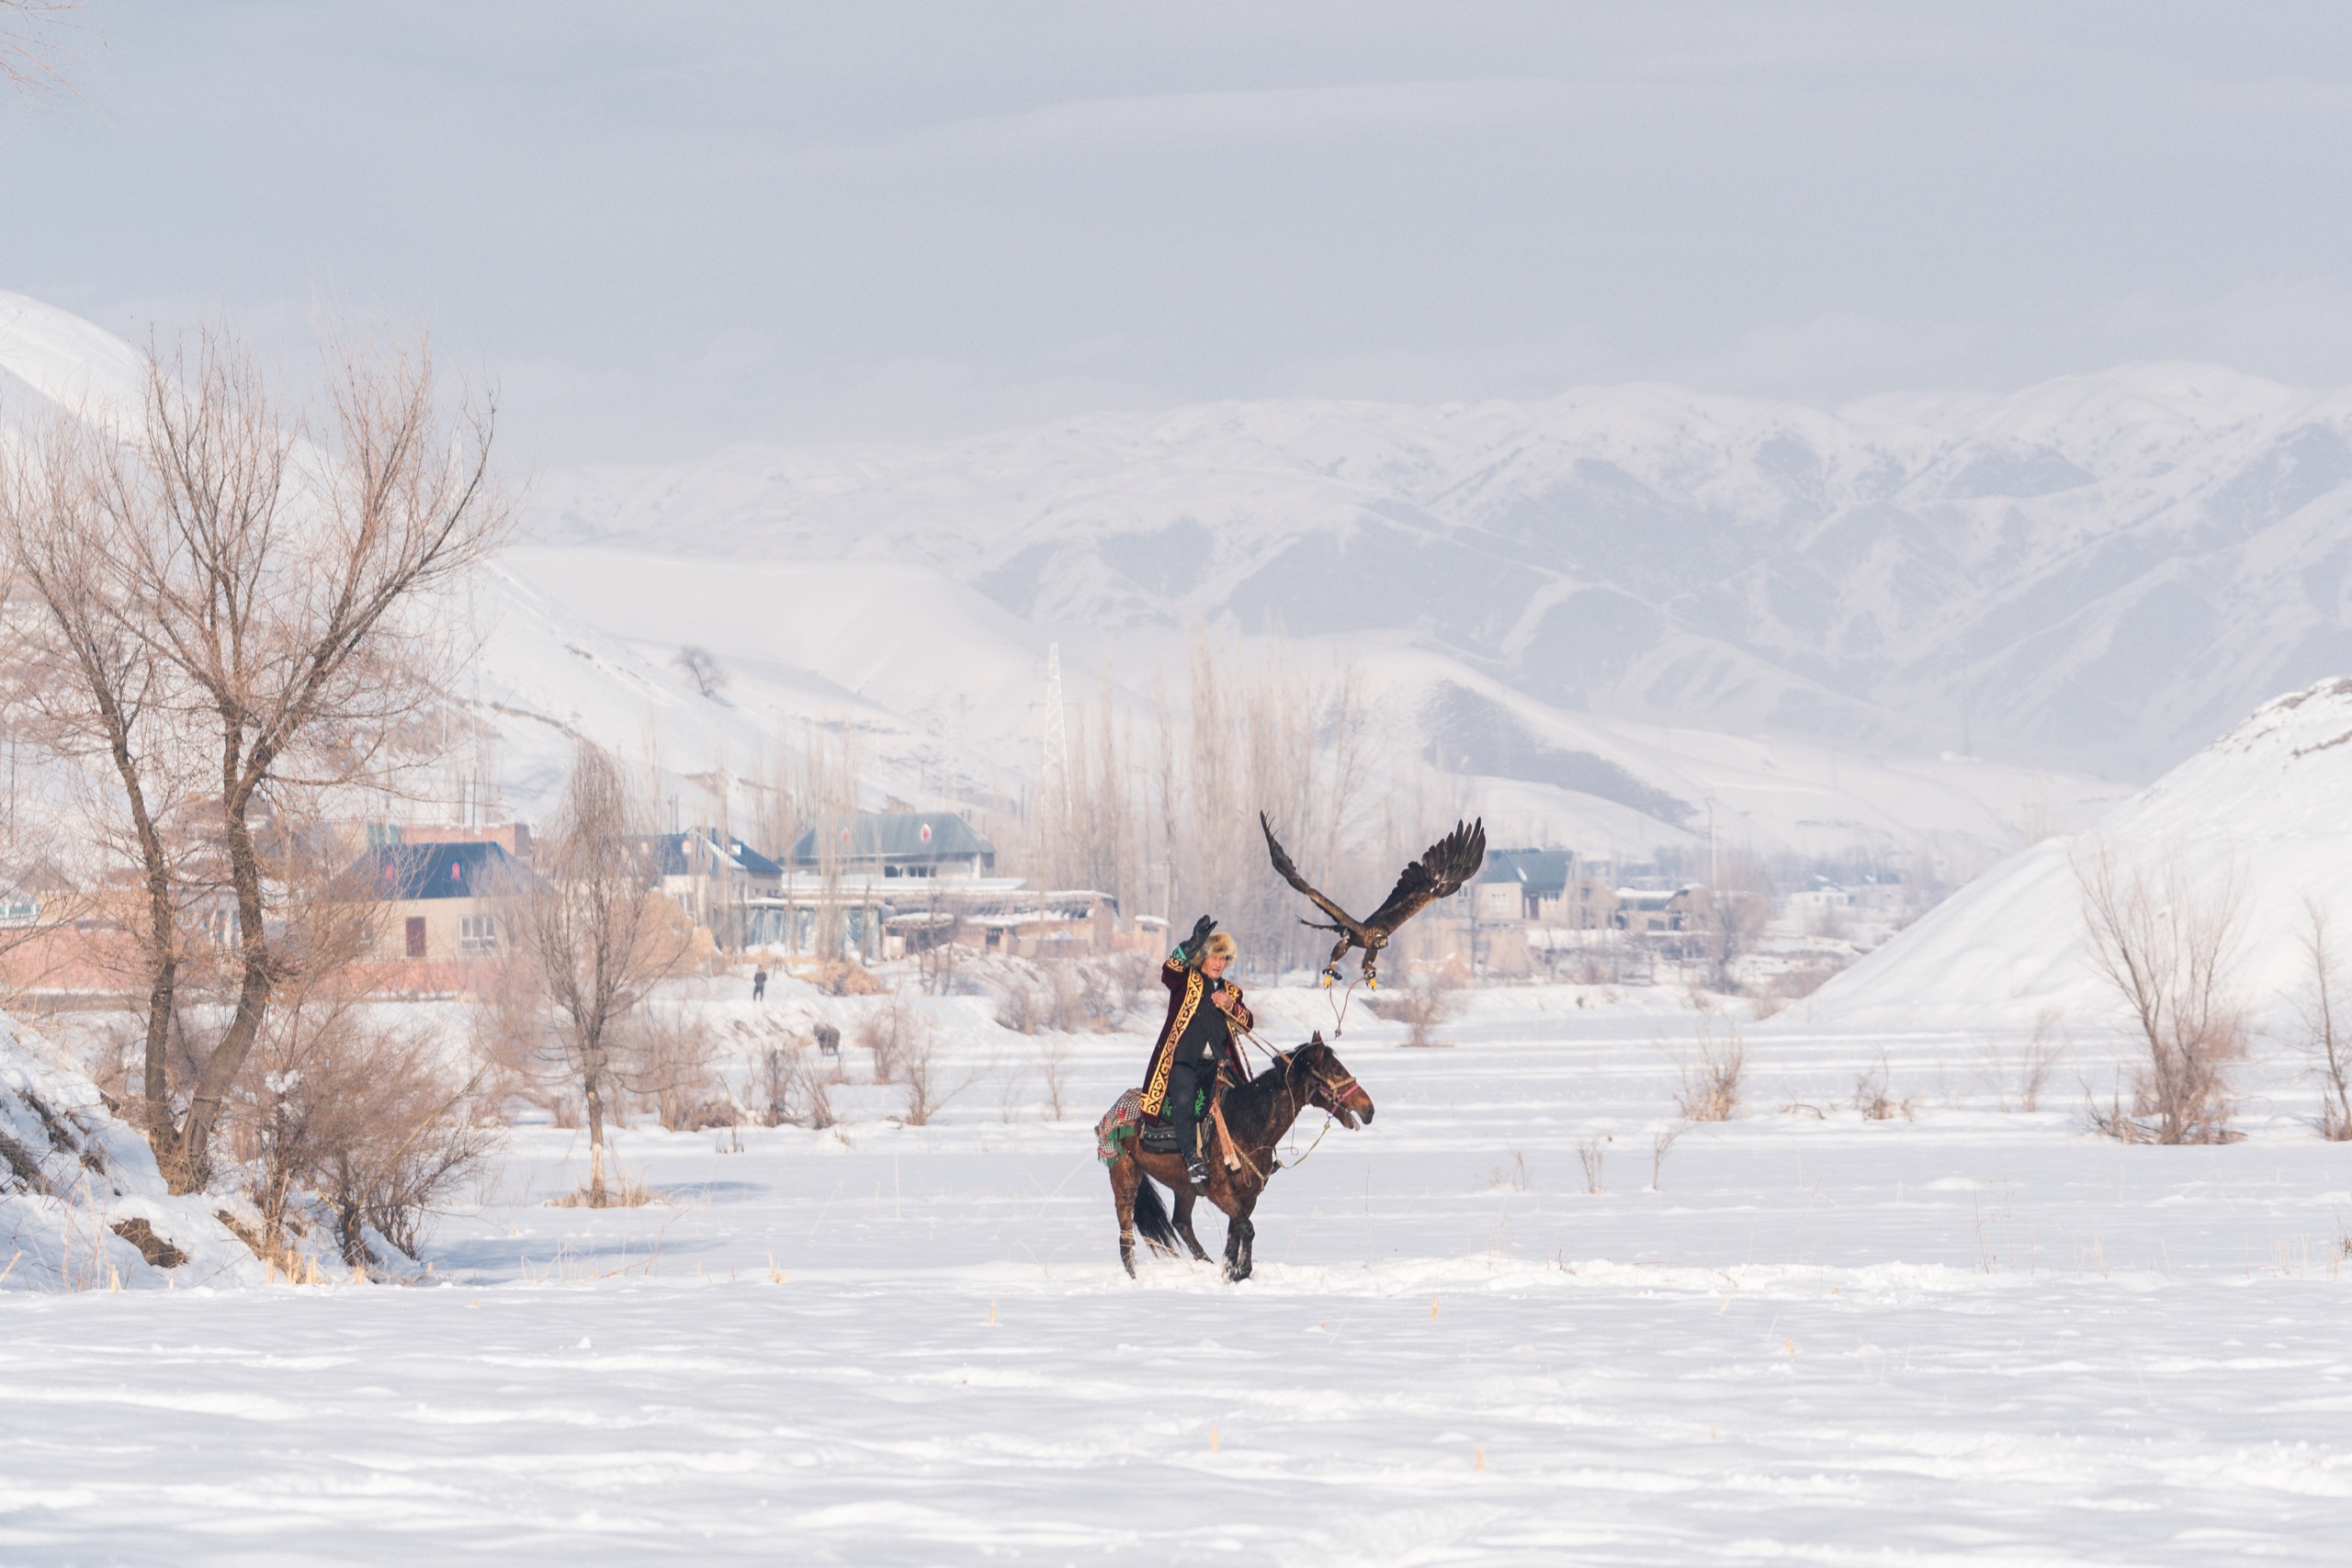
left=1137, top=1119, right=1186, bottom=1155
left=1139, top=1082, right=1240, bottom=1171
left=1138, top=1080, right=1211, bottom=1156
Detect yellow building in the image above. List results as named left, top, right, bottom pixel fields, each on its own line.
left=355, top=840, right=524, bottom=964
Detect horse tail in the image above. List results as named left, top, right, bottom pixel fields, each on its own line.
left=1131, top=1176, right=1182, bottom=1256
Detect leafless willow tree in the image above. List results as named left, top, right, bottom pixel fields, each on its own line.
left=0, top=326, right=506, bottom=1190
left=526, top=741, right=692, bottom=1204
left=2075, top=841, right=2247, bottom=1145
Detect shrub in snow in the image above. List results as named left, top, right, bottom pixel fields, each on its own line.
left=2075, top=841, right=2247, bottom=1145
left=1673, top=1016, right=1747, bottom=1122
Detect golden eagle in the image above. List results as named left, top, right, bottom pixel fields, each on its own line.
left=1259, top=813, right=1487, bottom=987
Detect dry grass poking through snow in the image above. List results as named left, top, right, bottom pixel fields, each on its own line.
left=1673, top=1015, right=1746, bottom=1121
left=548, top=1174, right=658, bottom=1209
left=1852, top=1053, right=1918, bottom=1121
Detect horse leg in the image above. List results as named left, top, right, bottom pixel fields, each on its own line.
left=1111, top=1156, right=1141, bottom=1279
left=1223, top=1193, right=1260, bottom=1282
left=1170, top=1183, right=1214, bottom=1263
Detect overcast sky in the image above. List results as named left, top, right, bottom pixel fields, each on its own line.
left=6, top=2, right=2352, bottom=465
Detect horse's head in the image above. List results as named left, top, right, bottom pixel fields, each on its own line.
left=1285, top=1033, right=1375, bottom=1129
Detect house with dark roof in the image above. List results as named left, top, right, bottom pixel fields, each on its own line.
left=1470, top=850, right=1578, bottom=922
left=355, top=840, right=525, bottom=962
left=643, top=828, right=786, bottom=946
left=647, top=829, right=785, bottom=888
left=786, top=812, right=995, bottom=878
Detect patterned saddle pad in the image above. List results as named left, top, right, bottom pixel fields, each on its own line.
left=1094, top=1088, right=1189, bottom=1162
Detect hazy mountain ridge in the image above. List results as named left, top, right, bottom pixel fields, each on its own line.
left=530, top=366, right=2352, bottom=779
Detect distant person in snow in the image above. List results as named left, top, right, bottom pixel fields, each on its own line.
left=1138, top=917, right=1251, bottom=1190
left=752, top=965, right=768, bottom=1001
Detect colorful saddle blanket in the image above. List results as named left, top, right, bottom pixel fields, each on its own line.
left=1095, top=1089, right=1146, bottom=1165
left=1095, top=1087, right=1206, bottom=1164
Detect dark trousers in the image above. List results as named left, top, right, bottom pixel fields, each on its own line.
left=1167, top=1061, right=1213, bottom=1166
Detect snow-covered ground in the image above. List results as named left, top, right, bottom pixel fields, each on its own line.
left=7, top=983, right=2351, bottom=1563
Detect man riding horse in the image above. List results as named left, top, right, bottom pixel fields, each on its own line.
left=1139, top=915, right=1252, bottom=1190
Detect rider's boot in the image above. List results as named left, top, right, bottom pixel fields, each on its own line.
left=1184, top=1156, right=1212, bottom=1190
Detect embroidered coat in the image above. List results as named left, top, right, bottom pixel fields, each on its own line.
left=1137, top=949, right=1251, bottom=1117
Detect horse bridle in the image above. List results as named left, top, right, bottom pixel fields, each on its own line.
left=1278, top=1049, right=1363, bottom=1114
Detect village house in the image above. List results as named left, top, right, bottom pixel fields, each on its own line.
left=1610, top=884, right=1713, bottom=934
left=786, top=810, right=997, bottom=878
left=734, top=811, right=1125, bottom=961
left=1469, top=850, right=1576, bottom=921
left=355, top=840, right=526, bottom=964
left=643, top=828, right=785, bottom=947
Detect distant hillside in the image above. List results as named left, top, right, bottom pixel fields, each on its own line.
left=1796, top=677, right=2352, bottom=1037
left=528, top=367, right=2352, bottom=782
left=0, top=289, right=2138, bottom=863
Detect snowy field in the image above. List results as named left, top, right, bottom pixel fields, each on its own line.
left=7, top=986, right=2352, bottom=1565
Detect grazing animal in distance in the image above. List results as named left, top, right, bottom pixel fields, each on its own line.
left=1259, top=812, right=1487, bottom=987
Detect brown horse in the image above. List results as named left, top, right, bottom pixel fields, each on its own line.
left=1107, top=1035, right=1375, bottom=1281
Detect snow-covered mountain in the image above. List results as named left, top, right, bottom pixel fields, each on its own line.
left=1798, top=676, right=2352, bottom=1038
left=529, top=366, right=2352, bottom=782
left=10, top=288, right=2291, bottom=863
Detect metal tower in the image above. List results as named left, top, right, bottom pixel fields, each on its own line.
left=1041, top=642, right=1071, bottom=832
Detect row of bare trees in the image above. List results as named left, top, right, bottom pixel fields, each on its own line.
left=1014, top=633, right=1453, bottom=976
left=0, top=325, right=507, bottom=1195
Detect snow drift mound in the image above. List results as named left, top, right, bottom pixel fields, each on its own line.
left=1796, top=677, right=2352, bottom=1037
left=0, top=1015, right=263, bottom=1292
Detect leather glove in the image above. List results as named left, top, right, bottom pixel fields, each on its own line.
left=1185, top=915, right=1216, bottom=957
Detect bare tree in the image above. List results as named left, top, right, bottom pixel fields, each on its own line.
left=4, top=329, right=503, bottom=1190
left=1709, top=852, right=1773, bottom=990
left=0, top=0, right=76, bottom=96
left=96, top=327, right=505, bottom=1190
left=2075, top=841, right=2246, bottom=1145
left=526, top=740, right=690, bottom=1204
left=0, top=415, right=188, bottom=1117
left=2291, top=898, right=2352, bottom=1140
left=675, top=645, right=727, bottom=698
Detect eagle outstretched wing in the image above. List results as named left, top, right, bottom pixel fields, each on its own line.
left=1362, top=818, right=1487, bottom=936
left=1259, top=812, right=1368, bottom=940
